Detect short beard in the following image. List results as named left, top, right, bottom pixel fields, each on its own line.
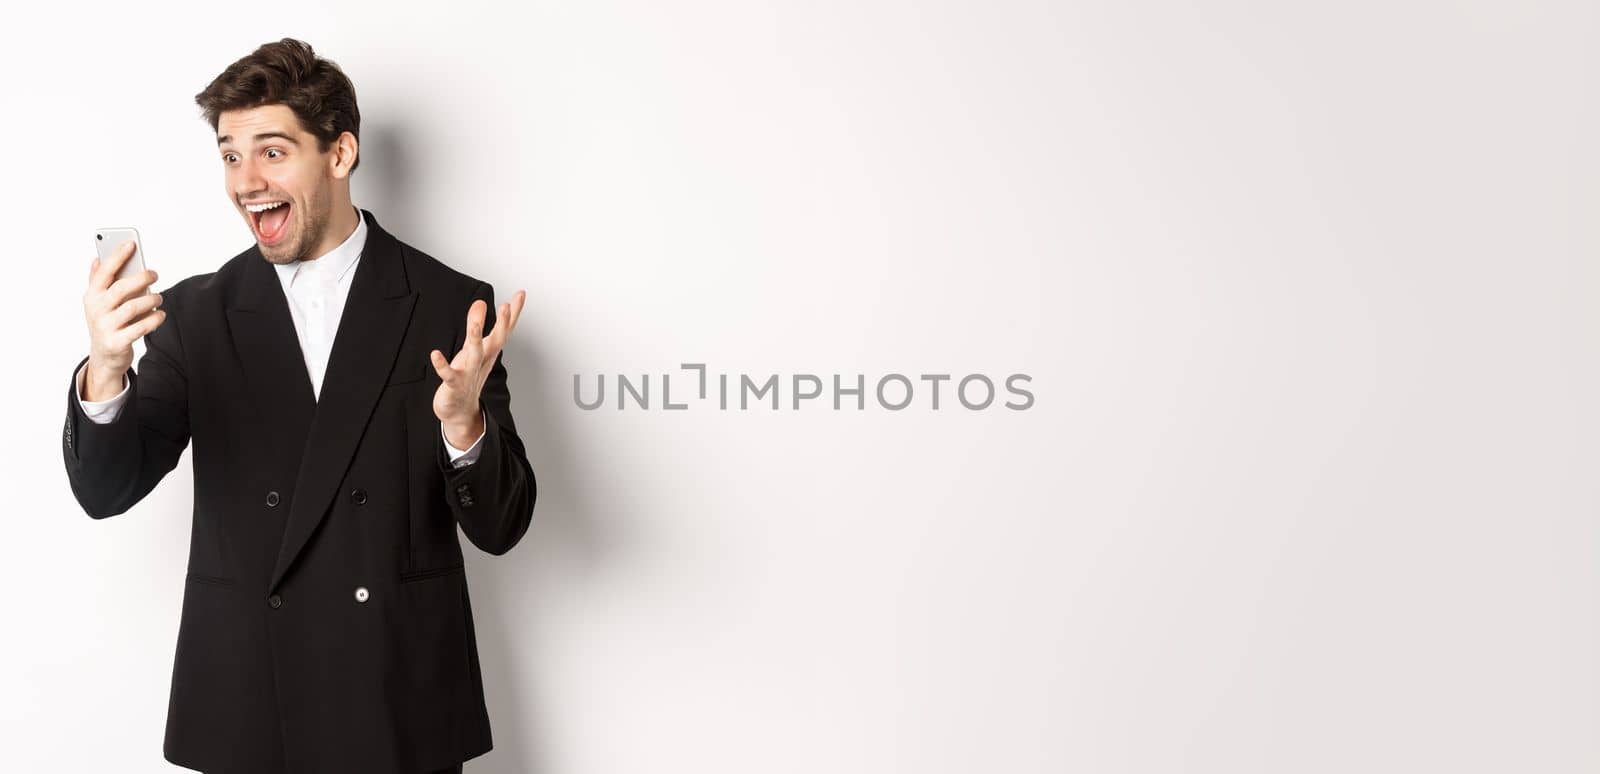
left=260, top=192, right=329, bottom=264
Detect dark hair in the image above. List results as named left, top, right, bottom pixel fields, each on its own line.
left=195, top=38, right=362, bottom=173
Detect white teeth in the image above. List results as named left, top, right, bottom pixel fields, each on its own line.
left=245, top=201, right=286, bottom=213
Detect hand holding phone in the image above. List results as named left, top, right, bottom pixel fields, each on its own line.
left=82, top=228, right=165, bottom=400
left=95, top=227, right=148, bottom=285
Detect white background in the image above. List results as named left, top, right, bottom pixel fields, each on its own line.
left=4, top=0, right=1599, bottom=771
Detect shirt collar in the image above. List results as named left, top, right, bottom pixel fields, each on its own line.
left=273, top=206, right=368, bottom=290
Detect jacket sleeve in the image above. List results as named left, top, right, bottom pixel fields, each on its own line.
left=61, top=292, right=191, bottom=519
left=433, top=281, right=537, bottom=555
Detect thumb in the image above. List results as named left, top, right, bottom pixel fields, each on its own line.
left=429, top=349, right=454, bottom=382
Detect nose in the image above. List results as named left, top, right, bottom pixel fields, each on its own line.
left=232, top=156, right=268, bottom=202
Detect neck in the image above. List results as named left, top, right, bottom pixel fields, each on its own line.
left=302, top=202, right=360, bottom=262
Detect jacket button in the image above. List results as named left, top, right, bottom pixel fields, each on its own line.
left=267, top=594, right=283, bottom=609
left=354, top=586, right=370, bottom=603
left=266, top=491, right=281, bottom=507
left=351, top=488, right=367, bottom=505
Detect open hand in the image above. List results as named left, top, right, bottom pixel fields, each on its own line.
left=431, top=290, right=526, bottom=447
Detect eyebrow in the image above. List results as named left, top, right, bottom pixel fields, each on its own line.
left=217, top=132, right=301, bottom=147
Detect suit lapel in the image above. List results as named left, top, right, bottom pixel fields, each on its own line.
left=225, top=211, right=419, bottom=593
left=225, top=245, right=318, bottom=483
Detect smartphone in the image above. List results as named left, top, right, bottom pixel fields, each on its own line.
left=94, top=227, right=150, bottom=287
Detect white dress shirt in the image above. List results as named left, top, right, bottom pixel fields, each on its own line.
left=74, top=207, right=486, bottom=468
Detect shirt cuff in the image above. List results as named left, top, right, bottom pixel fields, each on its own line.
left=441, top=410, right=486, bottom=468
left=76, top=362, right=130, bottom=424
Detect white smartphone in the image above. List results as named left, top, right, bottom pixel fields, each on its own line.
left=94, top=227, right=150, bottom=287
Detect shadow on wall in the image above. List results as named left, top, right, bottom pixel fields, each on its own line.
left=362, top=120, right=628, bottom=774
left=473, top=339, right=613, bottom=774
left=353, top=122, right=421, bottom=232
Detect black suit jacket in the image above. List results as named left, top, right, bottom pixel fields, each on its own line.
left=61, top=210, right=537, bottom=774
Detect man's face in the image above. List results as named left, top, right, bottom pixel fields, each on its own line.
left=216, top=104, right=347, bottom=264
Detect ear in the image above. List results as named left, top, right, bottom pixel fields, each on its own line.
left=329, top=130, right=359, bottom=179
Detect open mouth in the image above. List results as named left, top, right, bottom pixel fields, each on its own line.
left=246, top=200, right=293, bottom=246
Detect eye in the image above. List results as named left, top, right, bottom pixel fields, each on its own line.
left=222, top=152, right=239, bottom=164
left=265, top=148, right=284, bottom=160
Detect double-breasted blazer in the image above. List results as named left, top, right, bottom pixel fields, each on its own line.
left=60, top=209, right=537, bottom=773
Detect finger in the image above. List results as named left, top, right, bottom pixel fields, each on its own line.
left=502, top=289, right=528, bottom=334
left=461, top=299, right=487, bottom=366
left=463, top=298, right=487, bottom=337
left=102, top=269, right=160, bottom=312
left=478, top=301, right=511, bottom=375
left=485, top=301, right=511, bottom=353
left=494, top=290, right=527, bottom=348
left=92, top=240, right=137, bottom=292
left=109, top=292, right=164, bottom=329
left=480, top=335, right=505, bottom=375
left=487, top=290, right=526, bottom=349
left=429, top=349, right=455, bottom=383
left=114, top=308, right=166, bottom=348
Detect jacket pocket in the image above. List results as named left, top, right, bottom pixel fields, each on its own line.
left=185, top=572, right=240, bottom=589
left=398, top=564, right=464, bottom=584
left=386, top=359, right=427, bottom=386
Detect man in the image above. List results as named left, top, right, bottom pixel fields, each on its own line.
left=61, top=38, right=536, bottom=773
